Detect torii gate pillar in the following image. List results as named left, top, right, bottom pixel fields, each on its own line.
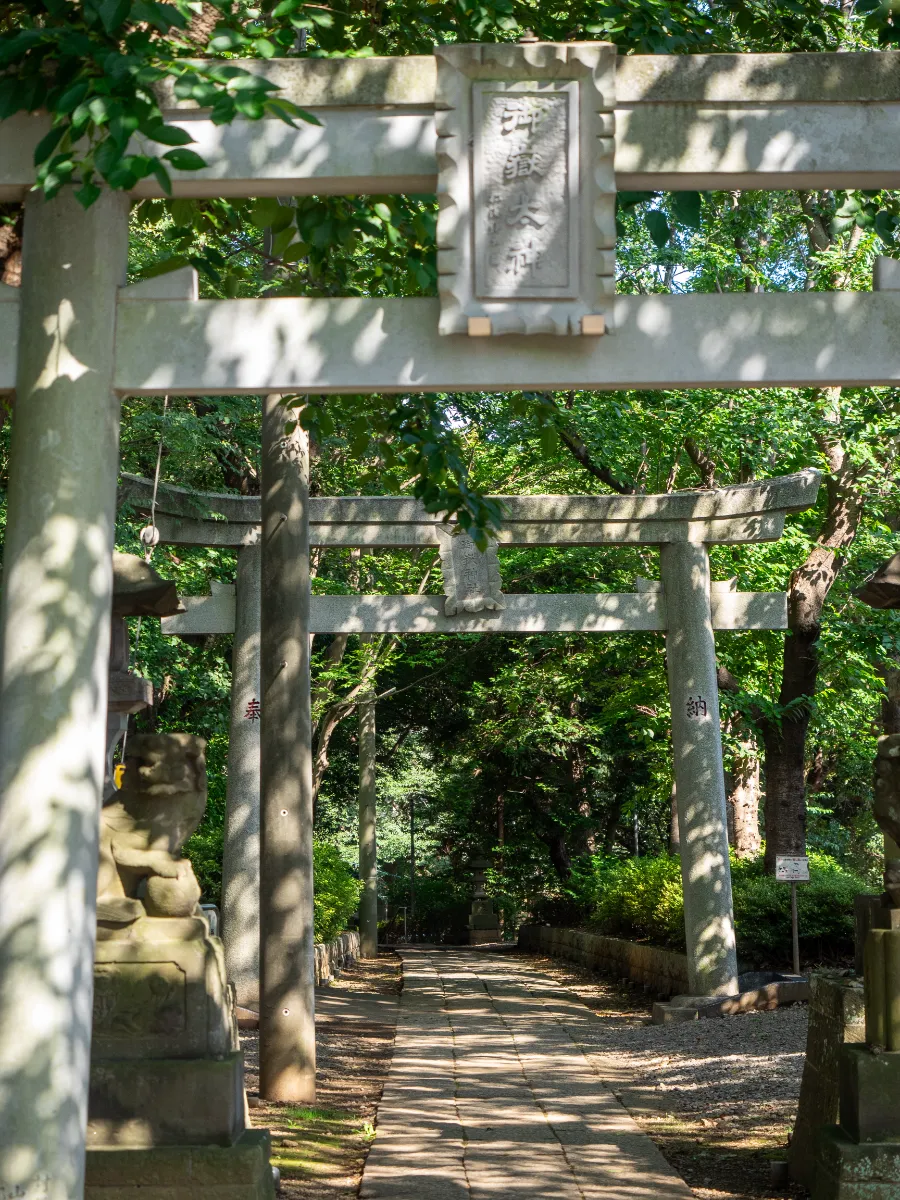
left=0, top=190, right=129, bottom=1200
left=221, top=542, right=262, bottom=1008
left=259, top=395, right=316, bottom=1101
left=661, top=541, right=740, bottom=996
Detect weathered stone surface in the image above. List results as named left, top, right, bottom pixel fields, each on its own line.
left=93, top=916, right=237, bottom=1061
left=662, top=539, right=738, bottom=997
left=653, top=975, right=809, bottom=1024
left=306, top=590, right=788, bottom=634
left=85, top=1129, right=276, bottom=1199
left=112, top=552, right=181, bottom=618
left=435, top=42, right=615, bottom=336
left=87, top=1053, right=245, bottom=1147
left=122, top=470, right=822, bottom=547
left=437, top=528, right=504, bottom=616
left=314, top=931, right=360, bottom=984
left=110, top=293, right=900, bottom=397
left=162, top=582, right=237, bottom=636
left=864, top=927, right=900, bottom=1049
left=839, top=1047, right=900, bottom=1143
left=790, top=974, right=866, bottom=1189
left=874, top=734, right=900, bottom=905
left=814, top=1125, right=900, bottom=1200
left=98, top=734, right=207, bottom=925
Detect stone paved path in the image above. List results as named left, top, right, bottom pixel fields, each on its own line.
left=360, top=949, right=694, bottom=1200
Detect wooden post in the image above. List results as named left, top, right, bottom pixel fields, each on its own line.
left=0, top=189, right=129, bottom=1200
left=259, top=394, right=315, bottom=1102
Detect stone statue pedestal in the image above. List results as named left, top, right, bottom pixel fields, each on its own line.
left=813, top=924, right=900, bottom=1199
left=86, top=916, right=274, bottom=1198
left=85, top=731, right=274, bottom=1199
left=814, top=1048, right=900, bottom=1200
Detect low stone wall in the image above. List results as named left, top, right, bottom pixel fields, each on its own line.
left=517, top=924, right=689, bottom=996
left=315, top=930, right=360, bottom=984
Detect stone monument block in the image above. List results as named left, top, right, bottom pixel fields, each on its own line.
left=435, top=41, right=616, bottom=336
left=467, top=856, right=501, bottom=944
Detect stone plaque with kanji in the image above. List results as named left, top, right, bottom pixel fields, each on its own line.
left=435, top=41, right=616, bottom=336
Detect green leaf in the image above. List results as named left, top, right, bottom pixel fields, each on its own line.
left=163, top=148, right=207, bottom=171
left=169, top=197, right=195, bottom=225
left=645, top=209, right=671, bottom=248
left=99, top=0, right=132, bottom=32
left=150, top=159, right=173, bottom=195
left=209, top=30, right=247, bottom=50
left=56, top=82, right=90, bottom=115
left=140, top=121, right=195, bottom=147
left=33, top=125, right=66, bottom=167
left=74, top=177, right=102, bottom=208
left=540, top=425, right=558, bottom=456
left=272, top=0, right=302, bottom=14
left=249, top=198, right=283, bottom=231
left=671, top=191, right=703, bottom=228
left=373, top=202, right=392, bottom=222
left=618, top=190, right=658, bottom=208
left=875, top=209, right=898, bottom=240
left=88, top=96, right=111, bottom=126
left=282, top=240, right=308, bottom=263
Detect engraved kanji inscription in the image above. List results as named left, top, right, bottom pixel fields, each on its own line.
left=437, top=528, right=506, bottom=617
left=474, top=86, right=575, bottom=299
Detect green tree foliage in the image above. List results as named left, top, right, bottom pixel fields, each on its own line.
left=562, top=851, right=868, bottom=966
left=312, top=840, right=362, bottom=942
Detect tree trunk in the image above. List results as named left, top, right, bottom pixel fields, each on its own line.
left=880, top=665, right=900, bottom=736
left=760, top=431, right=865, bottom=871
left=727, top=742, right=761, bottom=858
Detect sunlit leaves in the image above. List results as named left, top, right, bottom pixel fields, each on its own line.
left=0, top=0, right=318, bottom=206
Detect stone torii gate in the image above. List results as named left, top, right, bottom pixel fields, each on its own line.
left=1, top=39, right=899, bottom=1200
left=121, top=466, right=820, bottom=1006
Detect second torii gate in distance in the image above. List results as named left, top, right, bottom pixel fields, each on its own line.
left=122, top=465, right=821, bottom=1016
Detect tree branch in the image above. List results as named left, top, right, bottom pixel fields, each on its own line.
left=683, top=437, right=717, bottom=489
left=553, top=393, right=636, bottom=494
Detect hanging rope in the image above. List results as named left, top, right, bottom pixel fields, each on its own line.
left=121, top=395, right=169, bottom=771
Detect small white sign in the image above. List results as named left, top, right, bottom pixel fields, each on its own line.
left=776, top=855, right=810, bottom=882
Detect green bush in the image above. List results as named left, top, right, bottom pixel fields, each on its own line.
left=583, top=851, right=869, bottom=966
left=314, top=840, right=362, bottom=944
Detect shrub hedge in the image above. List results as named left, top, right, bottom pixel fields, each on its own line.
left=313, top=839, right=362, bottom=944
left=580, top=851, right=868, bottom=967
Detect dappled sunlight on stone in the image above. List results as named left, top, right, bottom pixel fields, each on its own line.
left=361, top=949, right=694, bottom=1200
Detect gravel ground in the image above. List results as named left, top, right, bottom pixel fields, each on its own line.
left=508, top=950, right=809, bottom=1200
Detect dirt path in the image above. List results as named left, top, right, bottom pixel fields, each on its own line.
left=241, top=953, right=401, bottom=1200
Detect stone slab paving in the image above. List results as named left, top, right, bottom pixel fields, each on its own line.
left=360, top=949, right=694, bottom=1200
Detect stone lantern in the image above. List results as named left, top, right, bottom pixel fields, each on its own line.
left=468, top=857, right=500, bottom=946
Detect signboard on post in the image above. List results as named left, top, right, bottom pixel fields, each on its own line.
left=775, top=855, right=810, bottom=882
left=775, top=855, right=809, bottom=976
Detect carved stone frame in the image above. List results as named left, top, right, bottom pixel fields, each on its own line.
left=435, top=41, right=616, bottom=337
